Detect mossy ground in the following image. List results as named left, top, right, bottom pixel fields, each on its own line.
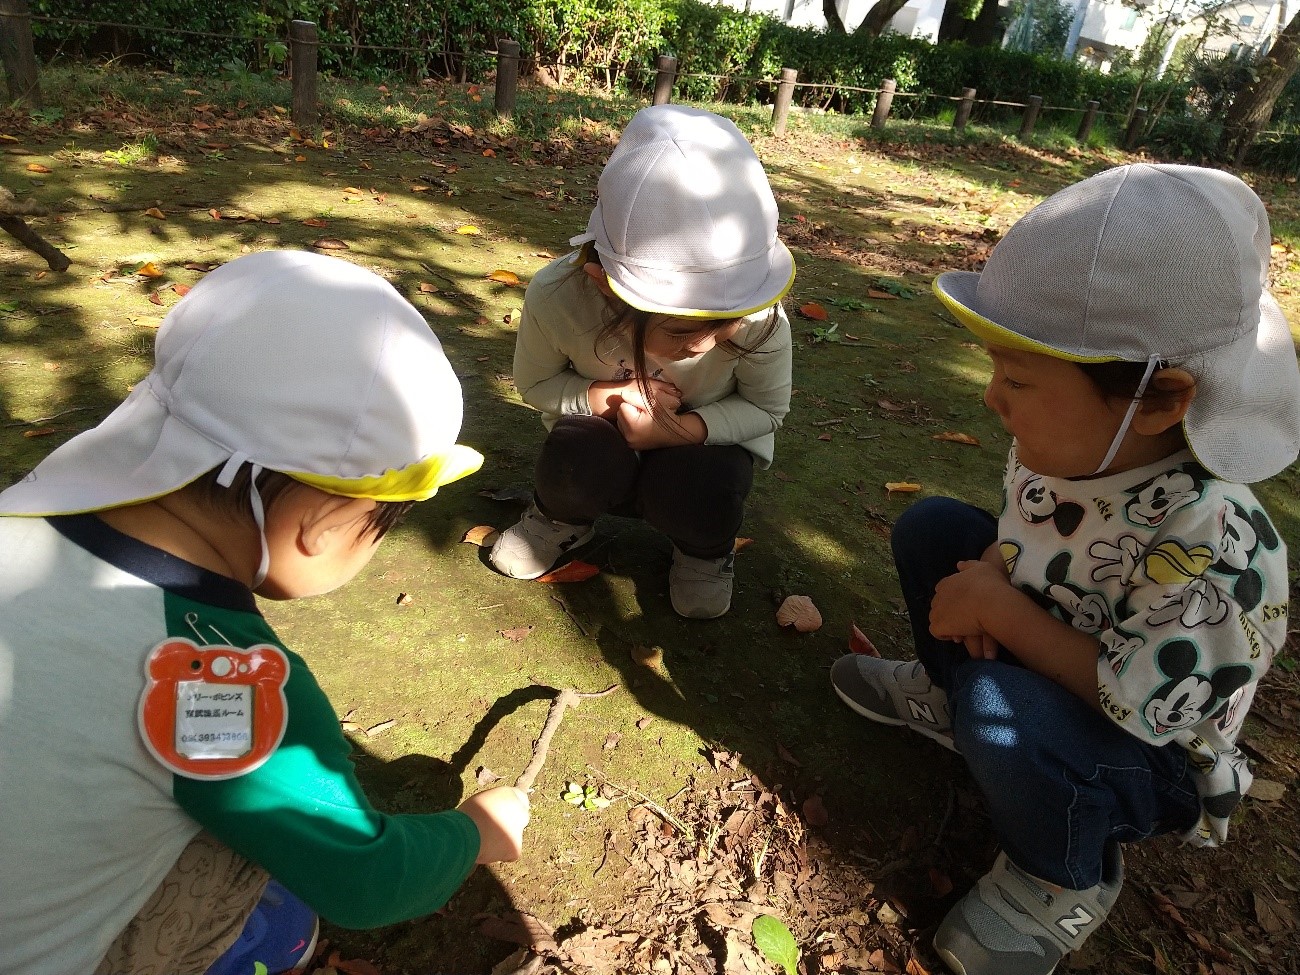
left=2, top=71, right=1298, bottom=974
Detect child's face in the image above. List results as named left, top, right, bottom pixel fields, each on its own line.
left=643, top=314, right=742, bottom=361
left=982, top=344, right=1136, bottom=478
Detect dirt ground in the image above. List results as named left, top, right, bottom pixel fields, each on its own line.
left=1, top=79, right=1298, bottom=975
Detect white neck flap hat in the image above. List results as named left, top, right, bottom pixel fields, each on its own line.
left=0, top=249, right=483, bottom=522
left=573, top=104, right=796, bottom=319
left=934, top=163, right=1300, bottom=484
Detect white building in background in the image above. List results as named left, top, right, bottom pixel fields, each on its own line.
left=736, top=0, right=949, bottom=40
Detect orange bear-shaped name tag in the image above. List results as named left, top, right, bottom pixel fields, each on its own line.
left=138, top=638, right=290, bottom=780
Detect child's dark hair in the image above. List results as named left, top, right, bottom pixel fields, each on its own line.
left=186, top=464, right=413, bottom=541
left=1080, top=360, right=1195, bottom=412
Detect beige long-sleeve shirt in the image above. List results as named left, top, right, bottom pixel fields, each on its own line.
left=512, top=254, right=792, bottom=468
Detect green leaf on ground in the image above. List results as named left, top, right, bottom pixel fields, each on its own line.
left=752, top=914, right=799, bottom=975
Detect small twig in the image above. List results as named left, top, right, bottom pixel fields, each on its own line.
left=585, top=765, right=696, bottom=841
left=811, top=417, right=845, bottom=427
left=931, top=781, right=956, bottom=848
left=2, top=406, right=91, bottom=428
left=513, top=684, right=617, bottom=792
left=548, top=593, right=592, bottom=637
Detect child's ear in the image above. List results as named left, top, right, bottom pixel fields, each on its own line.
left=1132, top=367, right=1197, bottom=436
left=582, top=262, right=618, bottom=300
left=299, top=495, right=377, bottom=557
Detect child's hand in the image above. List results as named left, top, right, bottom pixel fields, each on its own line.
left=458, top=786, right=530, bottom=864
left=588, top=378, right=681, bottom=418
left=930, top=559, right=1013, bottom=658
left=615, top=400, right=705, bottom=450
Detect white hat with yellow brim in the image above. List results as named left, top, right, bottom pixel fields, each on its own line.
left=933, top=163, right=1300, bottom=485
left=0, top=249, right=483, bottom=519
left=572, top=104, right=796, bottom=320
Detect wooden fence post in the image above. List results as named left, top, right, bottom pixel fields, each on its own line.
left=652, top=55, right=677, bottom=106
left=494, top=38, right=520, bottom=118
left=1124, top=106, right=1148, bottom=149
left=290, top=20, right=318, bottom=129
left=0, top=0, right=42, bottom=109
left=871, top=78, right=896, bottom=129
left=953, top=87, right=976, bottom=133
left=1018, top=94, right=1042, bottom=141
left=1077, top=100, right=1099, bottom=143
left=772, top=67, right=798, bottom=136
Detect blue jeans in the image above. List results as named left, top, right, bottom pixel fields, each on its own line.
left=892, top=496, right=1201, bottom=889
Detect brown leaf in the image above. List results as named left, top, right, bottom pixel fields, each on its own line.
left=462, top=525, right=500, bottom=547
left=395, top=592, right=413, bottom=605
left=802, top=794, right=830, bottom=826
left=172, top=283, right=191, bottom=297
left=868, top=287, right=900, bottom=300
left=477, top=912, right=557, bottom=952
left=302, top=217, right=328, bottom=228
left=776, top=594, right=822, bottom=632
left=933, top=431, right=981, bottom=446
left=777, top=743, right=801, bottom=766
left=312, top=238, right=349, bottom=250
left=849, top=623, right=882, bottom=656
left=144, top=207, right=167, bottom=220
left=148, top=291, right=163, bottom=305
left=818, top=432, right=832, bottom=441
left=499, top=625, right=533, bottom=642
left=482, top=147, right=496, bottom=157
left=364, top=719, right=396, bottom=737
left=136, top=262, right=165, bottom=278
left=208, top=208, right=223, bottom=220
left=22, top=427, right=56, bottom=438
left=418, top=282, right=440, bottom=294
left=631, top=644, right=663, bottom=669
left=25, top=162, right=51, bottom=174
left=636, top=716, right=653, bottom=730
left=486, top=269, right=522, bottom=286
left=905, top=958, right=934, bottom=975
left=797, top=301, right=828, bottom=321
left=476, top=766, right=502, bottom=786
left=734, top=537, right=754, bottom=552
left=602, top=732, right=621, bottom=751
left=885, top=481, right=922, bottom=494
left=877, top=399, right=906, bottom=412
left=929, top=867, right=954, bottom=898
left=536, top=560, right=600, bottom=583
left=1247, top=778, right=1286, bottom=801
left=332, top=957, right=382, bottom=975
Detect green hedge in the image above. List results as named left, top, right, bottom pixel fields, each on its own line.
left=31, top=0, right=1186, bottom=125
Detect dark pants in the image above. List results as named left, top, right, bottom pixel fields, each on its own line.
left=534, top=415, right=753, bottom=560
left=891, top=496, right=1201, bottom=889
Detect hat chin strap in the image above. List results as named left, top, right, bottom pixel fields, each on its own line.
left=217, top=453, right=271, bottom=589
left=1092, top=355, right=1159, bottom=476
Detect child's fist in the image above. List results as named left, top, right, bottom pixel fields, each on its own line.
left=459, top=786, right=530, bottom=864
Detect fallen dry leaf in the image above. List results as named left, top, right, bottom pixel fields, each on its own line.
left=776, top=594, right=822, bottom=632
left=850, top=623, right=882, bottom=656
left=418, top=282, right=439, bottom=294
left=25, top=162, right=51, bottom=173
left=148, top=291, right=163, bottom=306
left=172, top=283, right=191, bottom=297
left=462, top=525, right=500, bottom=547
left=476, top=766, right=502, bottom=786
left=456, top=225, right=481, bottom=235
left=1248, top=778, right=1286, bottom=801
left=631, top=645, right=663, bottom=669
left=636, top=716, right=653, bottom=730
left=396, top=592, right=413, bottom=606
left=312, top=238, right=349, bottom=250
left=477, top=912, right=557, bottom=953
left=536, top=560, right=600, bottom=583
left=328, top=953, right=382, bottom=975
left=486, top=269, right=522, bottom=286
left=929, top=867, right=954, bottom=897
left=499, top=625, right=533, bottom=642
left=302, top=217, right=328, bottom=228
left=802, top=794, right=829, bottom=826
left=933, top=431, right=981, bottom=446
left=797, top=301, right=828, bottom=321
left=885, top=481, right=922, bottom=494
left=136, top=262, right=165, bottom=278
left=868, top=287, right=900, bottom=300
left=364, top=719, right=396, bottom=737
left=144, top=207, right=166, bottom=220
left=208, top=208, right=223, bottom=220
left=22, top=427, right=56, bottom=438
left=734, top=537, right=754, bottom=552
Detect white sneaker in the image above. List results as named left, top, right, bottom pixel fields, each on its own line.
left=488, top=503, right=595, bottom=579
left=669, top=546, right=734, bottom=619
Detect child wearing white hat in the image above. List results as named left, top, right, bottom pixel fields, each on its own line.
left=488, top=104, right=796, bottom=619
left=829, top=164, right=1300, bottom=975
left=0, top=251, right=530, bottom=975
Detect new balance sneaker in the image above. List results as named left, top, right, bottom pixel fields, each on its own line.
left=488, top=503, right=596, bottom=579
left=934, top=843, right=1124, bottom=975
left=829, top=654, right=957, bottom=752
left=205, top=879, right=319, bottom=975
left=669, top=546, right=734, bottom=619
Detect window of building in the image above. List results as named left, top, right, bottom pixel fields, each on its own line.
left=1122, top=9, right=1138, bottom=29
left=1240, top=14, right=1254, bottom=25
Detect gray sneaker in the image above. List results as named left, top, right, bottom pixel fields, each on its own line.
left=934, top=843, right=1124, bottom=975
left=829, top=655, right=957, bottom=752
left=488, top=503, right=595, bottom=580
left=669, top=547, right=734, bottom=619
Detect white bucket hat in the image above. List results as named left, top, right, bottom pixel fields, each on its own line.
left=572, top=104, right=796, bottom=319
left=0, top=250, right=483, bottom=519
left=934, top=163, right=1300, bottom=484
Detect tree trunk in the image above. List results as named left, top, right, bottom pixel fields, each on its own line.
left=1219, top=11, right=1300, bottom=161
left=856, top=0, right=911, bottom=35
left=938, top=0, right=1002, bottom=45
left=823, top=0, right=846, bottom=32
